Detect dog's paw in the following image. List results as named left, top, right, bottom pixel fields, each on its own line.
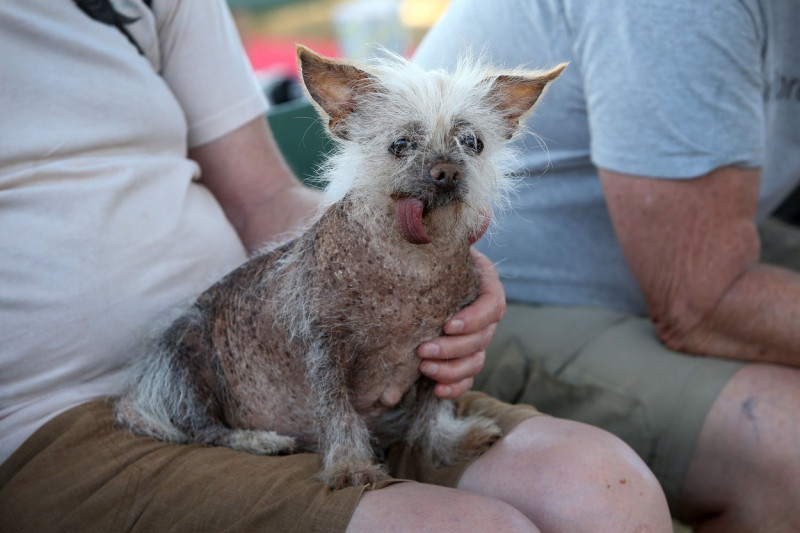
left=456, top=417, right=503, bottom=458
left=421, top=411, right=504, bottom=466
left=317, top=461, right=388, bottom=490
left=215, top=429, right=295, bottom=455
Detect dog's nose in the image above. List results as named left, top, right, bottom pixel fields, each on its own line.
left=429, top=163, right=462, bottom=192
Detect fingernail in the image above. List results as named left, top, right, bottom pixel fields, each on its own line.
left=446, top=319, right=464, bottom=334
left=419, top=343, right=440, bottom=358
left=422, top=362, right=439, bottom=376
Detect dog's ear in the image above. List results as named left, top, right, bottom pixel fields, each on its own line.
left=297, top=45, right=376, bottom=140
left=487, top=63, right=567, bottom=138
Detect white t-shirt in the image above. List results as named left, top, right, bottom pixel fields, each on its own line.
left=0, top=0, right=267, bottom=463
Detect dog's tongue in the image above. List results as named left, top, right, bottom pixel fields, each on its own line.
left=396, top=197, right=431, bottom=245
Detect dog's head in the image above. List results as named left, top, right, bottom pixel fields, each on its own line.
left=297, top=45, right=565, bottom=245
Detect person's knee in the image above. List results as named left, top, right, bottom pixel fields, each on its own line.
left=461, top=417, right=672, bottom=532
left=442, top=494, right=540, bottom=533
left=679, top=364, right=800, bottom=527
left=552, top=422, right=670, bottom=525
left=347, top=482, right=540, bottom=533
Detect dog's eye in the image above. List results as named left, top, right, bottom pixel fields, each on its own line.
left=461, top=135, right=484, bottom=154
left=389, top=138, right=416, bottom=157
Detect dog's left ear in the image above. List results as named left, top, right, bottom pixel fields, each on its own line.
left=487, top=63, right=568, bottom=138
left=297, top=45, right=377, bottom=140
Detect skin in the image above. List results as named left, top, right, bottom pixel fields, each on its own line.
left=600, top=166, right=800, bottom=363
left=680, top=364, right=800, bottom=532
left=600, top=165, right=800, bottom=531
left=349, top=417, right=672, bottom=532
left=190, top=117, right=672, bottom=530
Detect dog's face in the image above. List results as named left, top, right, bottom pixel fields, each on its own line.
left=298, top=46, right=565, bottom=244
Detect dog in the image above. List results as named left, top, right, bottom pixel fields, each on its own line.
left=115, top=45, right=565, bottom=489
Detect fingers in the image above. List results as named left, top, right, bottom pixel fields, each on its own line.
left=432, top=377, right=475, bottom=400
left=416, top=248, right=505, bottom=400
left=420, top=347, right=487, bottom=380
left=443, top=248, right=506, bottom=335
left=419, top=324, right=496, bottom=363
left=418, top=324, right=494, bottom=399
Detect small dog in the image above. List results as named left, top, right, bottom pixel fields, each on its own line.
left=116, top=46, right=565, bottom=489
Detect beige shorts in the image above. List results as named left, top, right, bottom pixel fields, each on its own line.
left=0, top=393, right=540, bottom=532
left=478, top=304, right=744, bottom=512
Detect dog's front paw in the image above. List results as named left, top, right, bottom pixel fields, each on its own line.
left=318, top=461, right=388, bottom=490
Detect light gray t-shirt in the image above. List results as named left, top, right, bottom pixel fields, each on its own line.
left=415, top=0, right=800, bottom=315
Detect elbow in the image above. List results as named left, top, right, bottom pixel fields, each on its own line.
left=644, top=261, right=759, bottom=356
left=649, top=297, right=715, bottom=355
left=653, top=315, right=694, bottom=353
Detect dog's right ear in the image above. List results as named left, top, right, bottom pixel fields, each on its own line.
left=297, top=45, right=376, bottom=140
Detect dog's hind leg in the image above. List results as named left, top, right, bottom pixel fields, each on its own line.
left=405, top=379, right=502, bottom=466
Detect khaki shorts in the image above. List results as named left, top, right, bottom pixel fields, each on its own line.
left=0, top=393, right=539, bottom=533
left=476, top=217, right=800, bottom=512
left=478, top=304, right=743, bottom=512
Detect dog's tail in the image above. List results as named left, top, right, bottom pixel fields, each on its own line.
left=114, top=307, right=209, bottom=443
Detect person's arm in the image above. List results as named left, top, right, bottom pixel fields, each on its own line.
left=600, top=165, right=800, bottom=364
left=190, top=116, right=323, bottom=252
left=190, top=116, right=504, bottom=397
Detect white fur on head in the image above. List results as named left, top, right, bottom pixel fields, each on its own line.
left=297, top=45, right=566, bottom=238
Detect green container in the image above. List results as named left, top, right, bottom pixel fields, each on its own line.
left=266, top=99, right=333, bottom=189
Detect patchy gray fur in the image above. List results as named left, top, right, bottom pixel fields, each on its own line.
left=115, top=47, right=565, bottom=489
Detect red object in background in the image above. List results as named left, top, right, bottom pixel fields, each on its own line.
left=245, top=37, right=342, bottom=77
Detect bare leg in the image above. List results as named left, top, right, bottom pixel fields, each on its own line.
left=347, top=482, right=540, bottom=533
left=679, top=364, right=800, bottom=532
left=458, top=416, right=673, bottom=533
left=349, top=416, right=671, bottom=532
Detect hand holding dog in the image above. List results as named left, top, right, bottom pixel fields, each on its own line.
left=419, top=248, right=505, bottom=399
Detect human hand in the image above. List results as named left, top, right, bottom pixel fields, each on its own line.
left=418, top=248, right=506, bottom=399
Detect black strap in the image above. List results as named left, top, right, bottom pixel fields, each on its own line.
left=74, top=0, right=151, bottom=55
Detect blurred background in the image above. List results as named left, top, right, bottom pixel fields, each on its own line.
left=228, top=0, right=451, bottom=186
left=228, top=0, right=449, bottom=107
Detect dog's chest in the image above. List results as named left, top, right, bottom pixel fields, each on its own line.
left=311, top=201, right=476, bottom=330
left=309, top=201, right=479, bottom=410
